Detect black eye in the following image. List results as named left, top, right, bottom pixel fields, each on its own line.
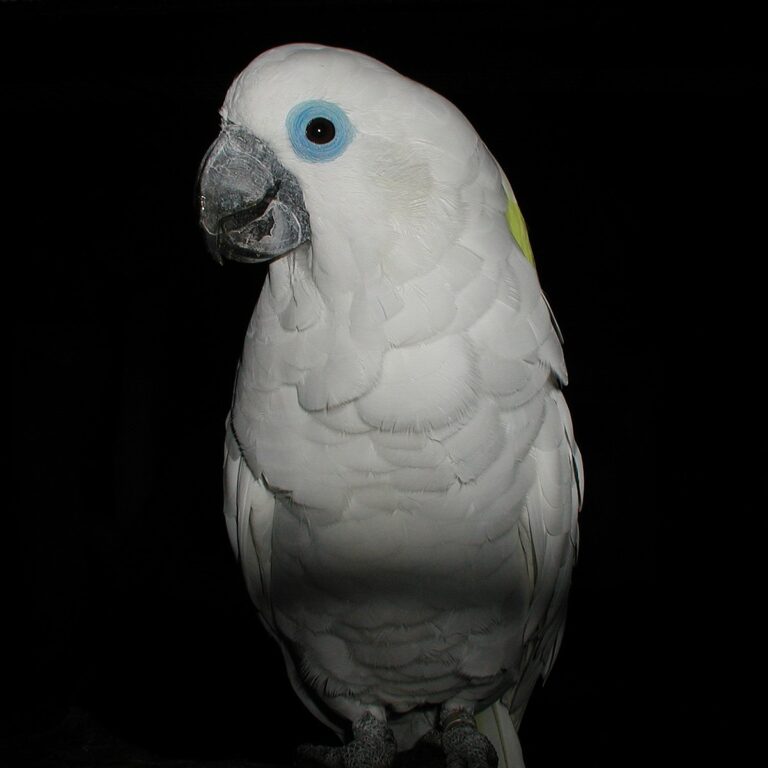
left=305, top=117, right=336, bottom=145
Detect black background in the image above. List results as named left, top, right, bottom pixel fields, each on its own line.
left=5, top=2, right=762, bottom=766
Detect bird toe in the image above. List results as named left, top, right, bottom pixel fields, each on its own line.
left=296, top=713, right=396, bottom=768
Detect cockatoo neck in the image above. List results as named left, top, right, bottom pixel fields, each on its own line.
left=266, top=238, right=392, bottom=325
left=303, top=220, right=385, bottom=301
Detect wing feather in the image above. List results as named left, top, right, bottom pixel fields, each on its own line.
left=223, top=413, right=346, bottom=741
left=473, top=164, right=584, bottom=751
left=223, top=418, right=276, bottom=626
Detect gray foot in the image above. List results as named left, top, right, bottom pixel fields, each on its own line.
left=296, top=712, right=397, bottom=768
left=441, top=710, right=498, bottom=768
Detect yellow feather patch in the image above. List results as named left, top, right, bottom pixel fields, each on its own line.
left=505, top=196, right=535, bottom=268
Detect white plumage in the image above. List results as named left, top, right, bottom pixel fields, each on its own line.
left=205, top=43, right=583, bottom=767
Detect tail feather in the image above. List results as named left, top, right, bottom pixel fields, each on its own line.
left=475, top=702, right=526, bottom=768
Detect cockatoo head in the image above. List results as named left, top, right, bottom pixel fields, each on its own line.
left=199, top=44, right=485, bottom=276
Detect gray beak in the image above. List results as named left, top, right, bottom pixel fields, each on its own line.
left=198, top=124, right=310, bottom=264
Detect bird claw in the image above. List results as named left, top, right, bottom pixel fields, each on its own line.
left=441, top=712, right=498, bottom=768
left=295, top=712, right=397, bottom=768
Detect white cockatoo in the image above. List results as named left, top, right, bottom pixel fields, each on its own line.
left=198, top=44, right=583, bottom=768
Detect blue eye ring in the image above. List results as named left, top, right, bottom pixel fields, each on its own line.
left=287, top=100, right=354, bottom=163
